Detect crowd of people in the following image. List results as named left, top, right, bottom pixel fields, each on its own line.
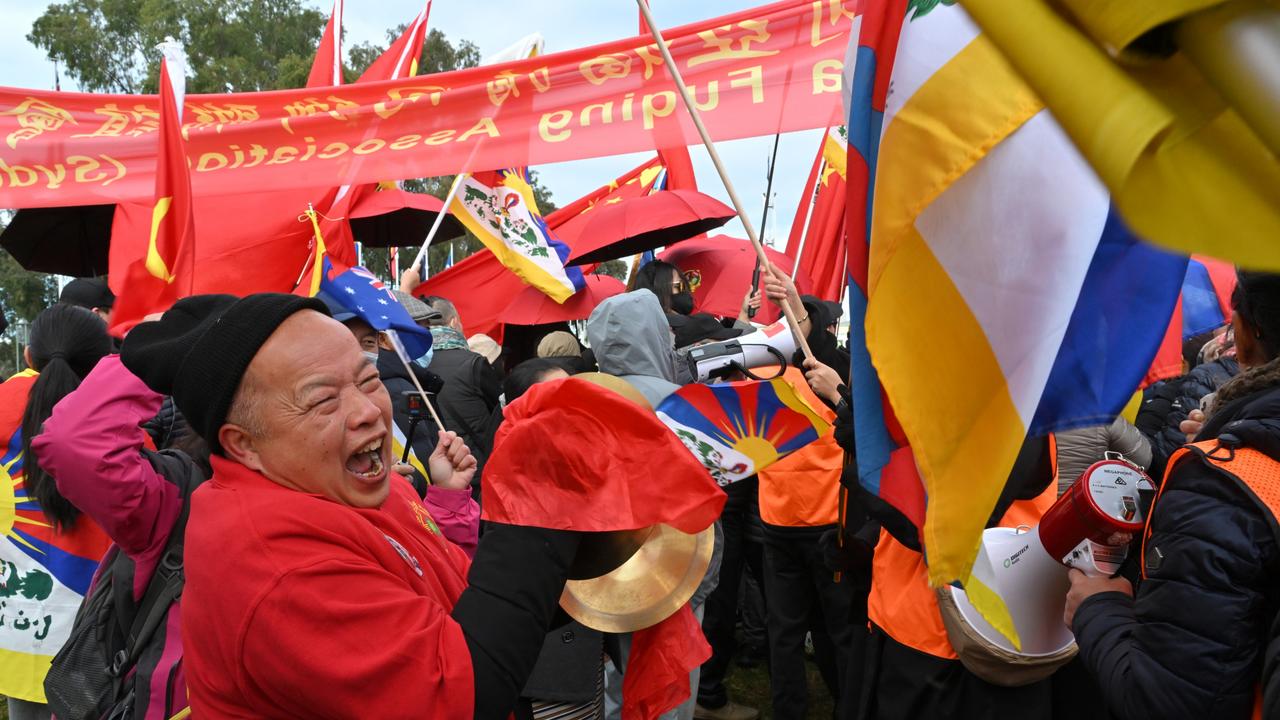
left=0, top=263, right=1278, bottom=720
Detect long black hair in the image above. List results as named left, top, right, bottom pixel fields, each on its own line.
left=20, top=303, right=112, bottom=531
left=627, top=260, right=684, bottom=315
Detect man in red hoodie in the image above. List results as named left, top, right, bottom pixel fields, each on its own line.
left=119, top=294, right=582, bottom=719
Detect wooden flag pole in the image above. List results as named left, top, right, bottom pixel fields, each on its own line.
left=635, top=0, right=814, bottom=360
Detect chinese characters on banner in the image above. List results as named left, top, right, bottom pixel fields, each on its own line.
left=0, top=0, right=857, bottom=208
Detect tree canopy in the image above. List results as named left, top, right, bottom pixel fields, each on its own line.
left=18, top=2, right=592, bottom=308
left=29, top=0, right=327, bottom=93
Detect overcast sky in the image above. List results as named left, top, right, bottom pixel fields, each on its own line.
left=0, top=0, right=828, bottom=246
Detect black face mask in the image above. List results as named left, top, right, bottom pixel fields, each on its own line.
left=671, top=291, right=695, bottom=316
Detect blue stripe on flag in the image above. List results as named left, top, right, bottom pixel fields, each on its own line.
left=1029, top=208, right=1187, bottom=434
left=9, top=532, right=102, bottom=596
left=533, top=209, right=586, bottom=293
left=847, top=41, right=894, bottom=496
left=1181, top=258, right=1226, bottom=339
left=660, top=395, right=736, bottom=447
left=848, top=288, right=894, bottom=496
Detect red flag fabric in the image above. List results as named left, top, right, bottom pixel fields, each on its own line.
left=785, top=136, right=824, bottom=259
left=486, top=376, right=722, bottom=720
left=106, top=10, right=430, bottom=320
left=306, top=0, right=344, bottom=88
left=784, top=128, right=847, bottom=302
left=1144, top=299, right=1185, bottom=386
left=415, top=156, right=668, bottom=337
left=500, top=274, right=624, bottom=325
left=483, top=377, right=724, bottom=533
left=110, top=50, right=195, bottom=334
left=659, top=235, right=812, bottom=323
left=1143, top=255, right=1238, bottom=386
left=622, top=605, right=712, bottom=720
left=358, top=1, right=432, bottom=82
left=658, top=148, right=696, bottom=191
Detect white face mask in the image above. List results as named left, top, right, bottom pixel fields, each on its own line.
left=363, top=351, right=380, bottom=365
left=412, top=346, right=434, bottom=368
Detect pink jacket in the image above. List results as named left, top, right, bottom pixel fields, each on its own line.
left=32, top=356, right=479, bottom=602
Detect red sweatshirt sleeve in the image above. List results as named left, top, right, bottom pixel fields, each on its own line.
left=30, top=355, right=181, bottom=600
left=237, top=559, right=475, bottom=719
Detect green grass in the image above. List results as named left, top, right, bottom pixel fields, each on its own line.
left=724, top=660, right=835, bottom=719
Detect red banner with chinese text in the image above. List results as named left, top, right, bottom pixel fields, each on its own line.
left=0, top=0, right=854, bottom=209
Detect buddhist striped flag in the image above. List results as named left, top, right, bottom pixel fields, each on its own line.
left=847, top=0, right=1187, bottom=646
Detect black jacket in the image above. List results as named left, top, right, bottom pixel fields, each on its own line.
left=1134, top=357, right=1239, bottom=479
left=1074, top=383, right=1280, bottom=720
left=427, top=346, right=503, bottom=477
left=376, top=351, right=444, bottom=497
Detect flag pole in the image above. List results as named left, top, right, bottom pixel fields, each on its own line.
left=411, top=173, right=466, bottom=280
left=749, top=132, right=782, bottom=319
left=635, top=0, right=813, bottom=360
left=790, top=158, right=825, bottom=281
left=386, top=329, right=448, bottom=431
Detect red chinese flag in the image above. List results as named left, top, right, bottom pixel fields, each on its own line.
left=359, top=1, right=431, bottom=82
left=306, top=0, right=343, bottom=88
left=785, top=129, right=847, bottom=303
left=110, top=50, right=195, bottom=335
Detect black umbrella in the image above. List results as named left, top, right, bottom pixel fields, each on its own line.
left=565, top=190, right=735, bottom=266
left=1, top=204, right=115, bottom=277
left=347, top=188, right=467, bottom=248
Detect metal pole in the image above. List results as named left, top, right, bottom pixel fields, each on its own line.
left=749, top=133, right=781, bottom=319
left=635, top=0, right=813, bottom=360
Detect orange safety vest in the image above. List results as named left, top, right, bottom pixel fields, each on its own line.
left=868, top=438, right=1060, bottom=659
left=1142, top=439, right=1280, bottom=720
left=758, top=366, right=841, bottom=528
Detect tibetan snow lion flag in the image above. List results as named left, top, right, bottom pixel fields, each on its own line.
left=656, top=378, right=830, bottom=486
left=449, top=168, right=586, bottom=303
left=0, top=371, right=110, bottom=703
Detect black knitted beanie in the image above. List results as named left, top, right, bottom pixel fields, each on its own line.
left=121, top=293, right=329, bottom=455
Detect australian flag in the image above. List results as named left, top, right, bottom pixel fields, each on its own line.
left=320, top=257, right=433, bottom=360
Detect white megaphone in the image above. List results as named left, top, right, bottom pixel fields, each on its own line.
left=939, top=455, right=1155, bottom=684
left=684, top=318, right=798, bottom=382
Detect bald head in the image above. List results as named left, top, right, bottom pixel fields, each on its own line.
left=219, top=310, right=396, bottom=507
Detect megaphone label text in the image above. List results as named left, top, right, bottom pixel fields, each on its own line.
left=1002, top=543, right=1031, bottom=569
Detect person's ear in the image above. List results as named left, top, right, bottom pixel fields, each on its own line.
left=22, top=346, right=31, bottom=370
left=219, top=423, right=264, bottom=473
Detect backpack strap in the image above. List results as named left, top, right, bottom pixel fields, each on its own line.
left=109, top=450, right=201, bottom=678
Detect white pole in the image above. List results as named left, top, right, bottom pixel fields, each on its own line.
left=635, top=0, right=813, bottom=360
left=412, top=173, right=466, bottom=280
left=790, top=159, right=825, bottom=281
